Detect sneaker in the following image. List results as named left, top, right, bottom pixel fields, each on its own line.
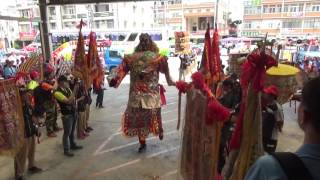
left=28, top=166, right=42, bottom=174
left=64, top=151, right=74, bottom=157
left=138, top=144, right=147, bottom=153
left=87, top=126, right=93, bottom=131
left=71, top=145, right=83, bottom=150
left=98, top=105, right=105, bottom=108
left=47, top=132, right=57, bottom=138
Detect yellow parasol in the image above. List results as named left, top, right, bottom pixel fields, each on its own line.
left=265, top=64, right=300, bottom=104
left=267, top=63, right=299, bottom=76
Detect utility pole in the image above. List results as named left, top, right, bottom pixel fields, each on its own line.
left=39, top=0, right=51, bottom=62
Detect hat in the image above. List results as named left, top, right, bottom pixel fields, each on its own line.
left=30, top=71, right=40, bottom=79
left=263, top=85, right=279, bottom=97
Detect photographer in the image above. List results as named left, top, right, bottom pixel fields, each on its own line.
left=54, top=75, right=82, bottom=157
left=15, top=89, right=42, bottom=180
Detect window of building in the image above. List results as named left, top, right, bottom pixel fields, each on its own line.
left=299, top=3, right=304, bottom=12
left=304, top=18, right=320, bottom=28
left=63, top=6, right=75, bottom=15
left=276, top=4, right=282, bottom=12
left=95, top=4, right=109, bottom=12
left=284, top=5, right=289, bottom=12
left=244, top=22, right=252, bottom=29
left=269, top=5, right=276, bottom=13
left=107, top=20, right=114, bottom=28
left=312, top=4, right=320, bottom=12
left=50, top=22, right=56, bottom=30
left=21, top=10, right=29, bottom=18
left=49, top=7, right=56, bottom=16
left=282, top=20, right=302, bottom=28
left=63, top=21, right=75, bottom=28
left=289, top=4, right=298, bottom=12
left=263, top=5, right=268, bottom=13
left=124, top=21, right=127, bottom=28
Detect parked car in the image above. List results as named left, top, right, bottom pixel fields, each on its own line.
left=104, top=48, right=123, bottom=73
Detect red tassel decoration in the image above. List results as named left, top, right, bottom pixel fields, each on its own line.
left=176, top=81, right=190, bottom=94
left=191, top=72, right=205, bottom=90
left=206, top=99, right=230, bottom=125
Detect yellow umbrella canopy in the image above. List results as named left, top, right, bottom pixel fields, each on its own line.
left=265, top=64, right=300, bottom=104
left=267, top=63, right=300, bottom=76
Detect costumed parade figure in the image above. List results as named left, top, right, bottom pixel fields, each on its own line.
left=108, top=33, right=175, bottom=152
left=177, top=24, right=230, bottom=180
left=222, top=43, right=278, bottom=180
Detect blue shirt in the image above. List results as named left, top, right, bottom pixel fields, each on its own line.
left=3, top=66, right=16, bottom=79
left=245, top=144, right=320, bottom=180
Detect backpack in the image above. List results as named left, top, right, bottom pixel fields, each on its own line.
left=271, top=152, right=313, bottom=180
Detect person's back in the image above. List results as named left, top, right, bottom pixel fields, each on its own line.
left=245, top=77, right=320, bottom=180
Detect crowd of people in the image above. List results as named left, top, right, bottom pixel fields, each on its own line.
left=0, top=57, right=26, bottom=79
left=10, top=62, right=107, bottom=180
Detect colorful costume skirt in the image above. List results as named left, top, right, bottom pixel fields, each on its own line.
left=122, top=107, right=163, bottom=138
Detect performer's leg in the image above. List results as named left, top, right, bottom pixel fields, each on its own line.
left=138, top=136, right=147, bottom=153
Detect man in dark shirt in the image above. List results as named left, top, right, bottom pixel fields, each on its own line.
left=54, top=75, right=82, bottom=157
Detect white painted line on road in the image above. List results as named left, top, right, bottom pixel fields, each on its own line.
left=163, top=119, right=177, bottom=124
left=91, top=159, right=141, bottom=177
left=95, top=130, right=178, bottom=156
left=90, top=146, right=180, bottom=177
left=160, top=169, right=178, bottom=178
left=147, top=146, right=179, bottom=158
left=94, top=118, right=177, bottom=155
left=166, top=101, right=177, bottom=106
left=93, top=127, right=121, bottom=156
left=162, top=109, right=178, bottom=114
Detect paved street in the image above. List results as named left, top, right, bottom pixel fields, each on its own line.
left=0, top=57, right=304, bottom=180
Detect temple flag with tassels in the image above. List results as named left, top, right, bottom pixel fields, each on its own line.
left=177, top=22, right=231, bottom=180
left=222, top=36, right=278, bottom=180
left=73, top=19, right=89, bottom=88
left=86, top=31, right=104, bottom=90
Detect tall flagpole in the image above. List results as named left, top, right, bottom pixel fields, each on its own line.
left=215, top=0, right=219, bottom=30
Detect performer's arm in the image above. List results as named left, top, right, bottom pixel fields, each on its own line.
left=160, top=56, right=175, bottom=86
left=108, top=56, right=130, bottom=88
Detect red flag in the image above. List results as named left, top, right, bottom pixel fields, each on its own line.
left=200, top=23, right=213, bottom=85
left=73, top=19, right=89, bottom=88
left=211, top=29, right=222, bottom=83
left=87, top=31, right=104, bottom=90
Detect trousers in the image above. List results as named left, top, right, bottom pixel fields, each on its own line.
left=62, top=114, right=77, bottom=152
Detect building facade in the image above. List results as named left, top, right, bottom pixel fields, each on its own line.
left=162, top=0, right=229, bottom=36
left=242, top=0, right=320, bottom=38
left=0, top=3, right=19, bottom=49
